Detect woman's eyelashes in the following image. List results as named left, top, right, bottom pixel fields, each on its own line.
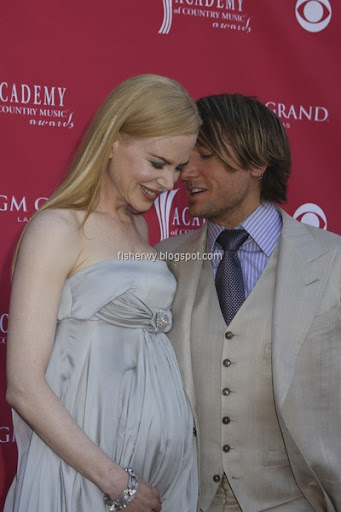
left=150, top=160, right=164, bottom=170
left=150, top=161, right=185, bottom=173
left=175, top=163, right=186, bottom=172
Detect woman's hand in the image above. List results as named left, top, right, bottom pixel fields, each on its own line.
left=124, top=481, right=162, bottom=512
left=105, top=477, right=162, bottom=512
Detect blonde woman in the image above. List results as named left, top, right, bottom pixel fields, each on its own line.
left=5, top=74, right=201, bottom=512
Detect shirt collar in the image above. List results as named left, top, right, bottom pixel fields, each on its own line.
left=207, top=202, right=282, bottom=257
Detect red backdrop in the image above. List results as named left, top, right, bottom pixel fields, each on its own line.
left=1, top=0, right=340, bottom=506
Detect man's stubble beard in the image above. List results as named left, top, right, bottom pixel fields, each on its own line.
left=188, top=198, right=222, bottom=222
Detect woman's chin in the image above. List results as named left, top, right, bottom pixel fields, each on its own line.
left=127, top=203, right=151, bottom=215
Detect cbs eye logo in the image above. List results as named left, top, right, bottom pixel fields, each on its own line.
left=293, top=203, right=327, bottom=229
left=295, top=0, right=332, bottom=32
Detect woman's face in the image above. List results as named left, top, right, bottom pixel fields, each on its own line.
left=105, top=133, right=197, bottom=212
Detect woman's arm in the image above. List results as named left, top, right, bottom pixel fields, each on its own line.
left=6, top=210, right=161, bottom=512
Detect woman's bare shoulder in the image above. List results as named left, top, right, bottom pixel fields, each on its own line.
left=16, top=209, right=84, bottom=277
left=26, top=208, right=81, bottom=233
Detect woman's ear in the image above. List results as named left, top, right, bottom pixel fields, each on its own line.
left=109, top=135, right=121, bottom=159
left=108, top=143, right=114, bottom=160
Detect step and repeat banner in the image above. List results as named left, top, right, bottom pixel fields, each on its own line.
left=0, top=0, right=340, bottom=505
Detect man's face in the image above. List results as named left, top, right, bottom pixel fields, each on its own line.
left=180, top=144, right=263, bottom=228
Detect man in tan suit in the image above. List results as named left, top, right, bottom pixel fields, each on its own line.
left=157, top=94, right=341, bottom=512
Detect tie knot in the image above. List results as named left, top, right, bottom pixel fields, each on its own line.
left=216, top=229, right=248, bottom=252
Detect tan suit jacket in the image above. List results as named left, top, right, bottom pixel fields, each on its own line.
left=157, top=209, right=341, bottom=512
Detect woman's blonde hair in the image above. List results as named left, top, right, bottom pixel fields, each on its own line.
left=40, top=74, right=200, bottom=221
left=12, top=75, right=200, bottom=271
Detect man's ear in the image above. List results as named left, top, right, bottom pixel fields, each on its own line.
left=250, top=164, right=267, bottom=179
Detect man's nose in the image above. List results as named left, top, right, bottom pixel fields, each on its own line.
left=181, top=157, right=200, bottom=180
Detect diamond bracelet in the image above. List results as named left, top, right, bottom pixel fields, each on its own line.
left=103, top=467, right=139, bottom=511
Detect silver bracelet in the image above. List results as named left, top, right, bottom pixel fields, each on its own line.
left=103, top=467, right=139, bottom=511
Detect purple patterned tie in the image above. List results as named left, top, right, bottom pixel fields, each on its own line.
left=215, top=229, right=248, bottom=326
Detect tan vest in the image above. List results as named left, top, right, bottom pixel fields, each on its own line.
left=191, top=250, right=315, bottom=511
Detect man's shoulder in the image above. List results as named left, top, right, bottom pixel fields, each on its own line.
left=281, top=209, right=341, bottom=251
left=306, top=224, right=341, bottom=248
left=298, top=222, right=341, bottom=250
left=156, top=227, right=204, bottom=253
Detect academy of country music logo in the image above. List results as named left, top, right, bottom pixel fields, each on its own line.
left=293, top=203, right=327, bottom=230
left=0, top=194, right=48, bottom=223
left=295, top=0, right=332, bottom=33
left=265, top=100, right=329, bottom=129
left=154, top=188, right=205, bottom=240
left=159, top=0, right=251, bottom=35
left=0, top=82, right=75, bottom=129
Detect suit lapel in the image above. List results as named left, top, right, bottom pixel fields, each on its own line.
left=272, top=210, right=333, bottom=408
left=167, top=225, right=208, bottom=409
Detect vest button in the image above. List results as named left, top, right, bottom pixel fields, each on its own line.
left=223, top=444, right=231, bottom=453
left=213, top=474, right=221, bottom=483
left=222, top=388, right=231, bottom=396
left=222, top=416, right=231, bottom=424
left=223, top=358, right=231, bottom=367
left=225, top=331, right=234, bottom=339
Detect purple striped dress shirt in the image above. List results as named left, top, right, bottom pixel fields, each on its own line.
left=207, top=202, right=282, bottom=298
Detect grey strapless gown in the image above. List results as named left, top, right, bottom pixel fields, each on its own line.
left=5, top=260, right=198, bottom=512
